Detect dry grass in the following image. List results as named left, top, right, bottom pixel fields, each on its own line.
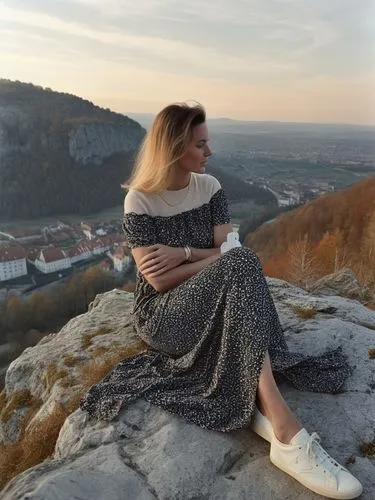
left=81, top=326, right=113, bottom=349
left=64, top=392, right=85, bottom=415
left=359, top=439, right=375, bottom=457
left=0, top=401, right=67, bottom=490
left=0, top=389, right=34, bottom=423
left=59, top=376, right=75, bottom=389
left=0, top=390, right=6, bottom=413
left=42, top=364, right=68, bottom=391
left=291, top=305, right=317, bottom=319
left=89, top=345, right=108, bottom=357
left=0, top=341, right=147, bottom=490
left=368, top=348, right=375, bottom=359
left=62, top=355, right=82, bottom=367
left=79, top=344, right=147, bottom=389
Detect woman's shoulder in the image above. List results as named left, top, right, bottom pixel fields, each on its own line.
left=124, top=189, right=157, bottom=215
left=194, top=173, right=222, bottom=197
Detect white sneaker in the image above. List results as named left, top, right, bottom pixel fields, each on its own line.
left=270, top=428, right=363, bottom=499
left=251, top=407, right=273, bottom=442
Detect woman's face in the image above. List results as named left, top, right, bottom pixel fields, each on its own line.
left=178, top=122, right=212, bottom=174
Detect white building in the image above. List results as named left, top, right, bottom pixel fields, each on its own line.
left=278, top=197, right=293, bottom=207
left=0, top=244, right=27, bottom=282
left=81, top=223, right=93, bottom=240
left=34, top=248, right=71, bottom=274
left=110, top=246, right=132, bottom=272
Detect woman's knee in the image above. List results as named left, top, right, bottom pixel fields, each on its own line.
left=223, top=246, right=262, bottom=268
left=217, top=247, right=263, bottom=281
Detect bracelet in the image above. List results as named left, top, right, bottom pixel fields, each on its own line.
left=183, top=245, right=192, bottom=262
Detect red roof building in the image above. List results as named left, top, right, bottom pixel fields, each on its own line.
left=34, top=247, right=71, bottom=274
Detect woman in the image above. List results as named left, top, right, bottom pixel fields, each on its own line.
left=80, top=102, right=362, bottom=499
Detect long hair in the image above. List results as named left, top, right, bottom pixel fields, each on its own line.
left=124, top=102, right=206, bottom=193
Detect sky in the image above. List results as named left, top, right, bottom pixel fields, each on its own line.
left=1, top=0, right=375, bottom=125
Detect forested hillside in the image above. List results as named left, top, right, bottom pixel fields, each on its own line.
left=245, top=176, right=375, bottom=294
left=0, top=80, right=145, bottom=219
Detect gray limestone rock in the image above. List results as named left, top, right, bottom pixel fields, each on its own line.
left=309, top=268, right=368, bottom=301
left=1, top=280, right=375, bottom=499
left=0, top=289, right=142, bottom=445
left=69, top=122, right=143, bottom=165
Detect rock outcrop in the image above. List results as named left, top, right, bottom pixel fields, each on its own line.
left=0, top=80, right=145, bottom=219
left=68, top=122, right=142, bottom=166
left=1, top=280, right=375, bottom=499
left=309, top=268, right=368, bottom=301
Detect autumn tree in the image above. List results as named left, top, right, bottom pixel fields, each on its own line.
left=359, top=209, right=375, bottom=288
left=5, top=296, right=30, bottom=335
left=314, top=229, right=350, bottom=276
left=262, top=254, right=289, bottom=280
left=286, top=234, right=318, bottom=289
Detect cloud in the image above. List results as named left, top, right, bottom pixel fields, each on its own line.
left=1, top=0, right=374, bottom=124
left=2, top=1, right=373, bottom=67
left=0, top=4, right=302, bottom=83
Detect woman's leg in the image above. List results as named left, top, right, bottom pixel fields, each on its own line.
left=257, top=352, right=302, bottom=443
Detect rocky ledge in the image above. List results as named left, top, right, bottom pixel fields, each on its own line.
left=1, top=278, right=374, bottom=499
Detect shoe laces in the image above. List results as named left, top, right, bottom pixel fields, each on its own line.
left=303, top=432, right=343, bottom=487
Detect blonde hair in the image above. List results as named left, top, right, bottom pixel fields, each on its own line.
left=124, top=102, right=206, bottom=193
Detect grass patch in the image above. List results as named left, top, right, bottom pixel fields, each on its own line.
left=42, top=365, right=68, bottom=391
left=359, top=439, right=375, bottom=457
left=291, top=305, right=317, bottom=319
left=64, top=392, right=85, bottom=414
left=90, top=345, right=108, bottom=357
left=0, top=401, right=67, bottom=490
left=0, top=340, right=148, bottom=490
left=368, top=348, right=375, bottom=359
left=81, top=326, right=113, bottom=349
left=62, top=355, right=82, bottom=367
left=79, top=344, right=147, bottom=389
left=59, top=376, right=75, bottom=389
left=0, top=389, right=34, bottom=423
left=0, top=390, right=6, bottom=413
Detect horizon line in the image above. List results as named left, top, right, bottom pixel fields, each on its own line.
left=124, top=112, right=375, bottom=129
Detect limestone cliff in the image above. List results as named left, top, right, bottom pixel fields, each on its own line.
left=0, top=280, right=374, bottom=498
left=0, top=80, right=145, bottom=219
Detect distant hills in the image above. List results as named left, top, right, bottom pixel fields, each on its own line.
left=0, top=80, right=275, bottom=220
left=126, top=112, right=375, bottom=134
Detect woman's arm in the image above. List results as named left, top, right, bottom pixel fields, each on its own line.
left=153, top=252, right=221, bottom=292
left=130, top=223, right=233, bottom=292
left=132, top=246, right=221, bottom=293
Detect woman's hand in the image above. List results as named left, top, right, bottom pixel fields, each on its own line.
left=138, top=244, right=186, bottom=277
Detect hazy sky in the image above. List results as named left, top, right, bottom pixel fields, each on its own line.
left=1, top=0, right=375, bottom=125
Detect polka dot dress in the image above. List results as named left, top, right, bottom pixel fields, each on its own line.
left=80, top=189, right=350, bottom=431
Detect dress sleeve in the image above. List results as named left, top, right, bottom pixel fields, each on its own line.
left=210, top=188, right=231, bottom=225
left=122, top=213, right=157, bottom=248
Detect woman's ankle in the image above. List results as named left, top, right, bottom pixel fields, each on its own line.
left=258, top=403, right=303, bottom=444
left=256, top=394, right=303, bottom=444
left=273, top=420, right=303, bottom=444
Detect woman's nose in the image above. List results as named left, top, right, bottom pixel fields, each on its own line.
left=205, top=146, right=212, bottom=157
